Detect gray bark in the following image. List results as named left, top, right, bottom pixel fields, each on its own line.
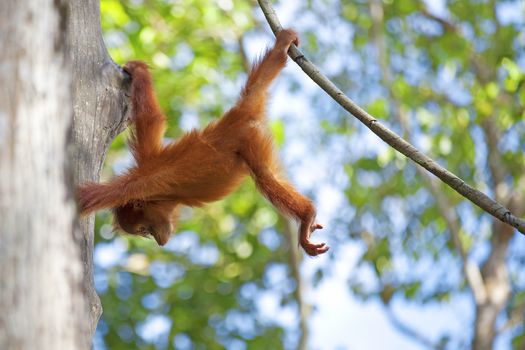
left=66, top=0, right=130, bottom=338
left=0, top=0, right=129, bottom=347
left=0, top=0, right=88, bottom=348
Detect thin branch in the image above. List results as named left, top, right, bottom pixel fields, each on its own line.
left=369, top=0, right=487, bottom=305
left=420, top=8, right=457, bottom=33
left=237, top=35, right=251, bottom=74
left=383, top=305, right=440, bottom=350
left=257, top=0, right=525, bottom=235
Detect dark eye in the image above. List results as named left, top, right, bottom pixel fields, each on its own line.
left=135, top=225, right=149, bottom=235
left=133, top=201, right=144, bottom=210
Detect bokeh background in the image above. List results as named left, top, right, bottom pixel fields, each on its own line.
left=92, top=0, right=525, bottom=349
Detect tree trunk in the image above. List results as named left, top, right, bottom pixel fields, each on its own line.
left=472, top=226, right=513, bottom=350
left=0, top=0, right=129, bottom=347
left=66, top=0, right=130, bottom=339
left=471, top=119, right=516, bottom=350
left=0, top=0, right=88, bottom=348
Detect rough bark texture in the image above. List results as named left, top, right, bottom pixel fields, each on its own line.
left=66, top=0, right=130, bottom=338
left=0, top=0, right=89, bottom=348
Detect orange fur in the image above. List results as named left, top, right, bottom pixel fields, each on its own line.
left=78, top=29, right=328, bottom=256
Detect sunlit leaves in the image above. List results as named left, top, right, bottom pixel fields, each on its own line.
left=502, top=57, right=524, bottom=93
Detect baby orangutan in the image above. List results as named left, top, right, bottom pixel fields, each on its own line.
left=78, top=29, right=328, bottom=256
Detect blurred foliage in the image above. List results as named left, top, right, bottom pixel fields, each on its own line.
left=296, top=0, right=525, bottom=348
left=95, top=1, right=303, bottom=349
left=95, top=0, right=525, bottom=349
